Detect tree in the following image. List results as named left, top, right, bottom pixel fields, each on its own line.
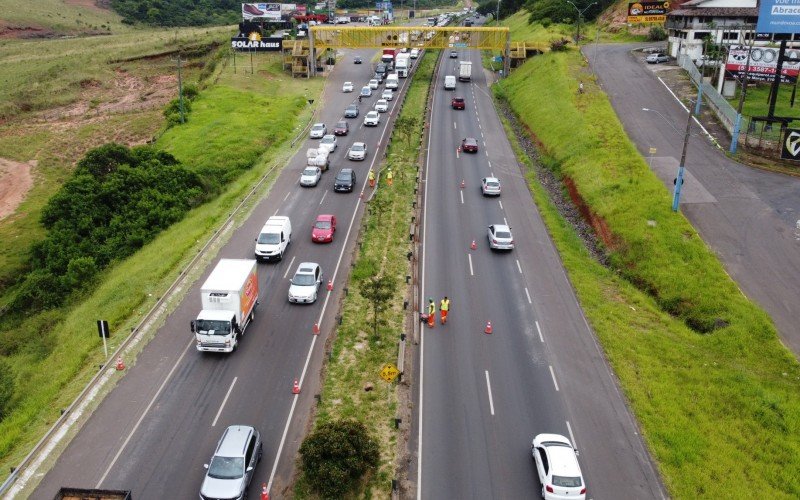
left=299, top=420, right=380, bottom=498
left=393, top=115, right=420, bottom=149
left=359, top=275, right=395, bottom=338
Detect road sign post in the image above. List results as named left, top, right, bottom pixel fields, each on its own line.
left=97, top=320, right=110, bottom=360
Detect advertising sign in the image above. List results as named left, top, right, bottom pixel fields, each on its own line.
left=231, top=35, right=284, bottom=51
left=726, top=45, right=800, bottom=83
left=757, top=0, right=800, bottom=34
left=782, top=128, right=800, bottom=160
left=627, top=1, right=670, bottom=23
left=242, top=3, right=282, bottom=21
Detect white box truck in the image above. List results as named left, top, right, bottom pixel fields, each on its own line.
left=395, top=53, right=411, bottom=77
left=458, top=60, right=472, bottom=82
left=385, top=73, right=399, bottom=89
left=191, top=259, right=259, bottom=353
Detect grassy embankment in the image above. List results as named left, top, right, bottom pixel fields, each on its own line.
left=295, top=53, right=436, bottom=498
left=0, top=0, right=129, bottom=35
left=0, top=48, right=322, bottom=475
left=495, top=47, right=800, bottom=497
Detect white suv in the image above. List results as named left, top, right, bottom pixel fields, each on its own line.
left=288, top=262, right=323, bottom=303
left=200, top=425, right=262, bottom=500
left=364, top=111, right=380, bottom=127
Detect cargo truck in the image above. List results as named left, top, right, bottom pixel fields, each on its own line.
left=191, top=259, right=259, bottom=353
left=381, top=48, right=399, bottom=68
left=395, top=53, right=411, bottom=77
left=458, top=60, right=472, bottom=82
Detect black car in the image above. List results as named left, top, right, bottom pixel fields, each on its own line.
left=354, top=56, right=363, bottom=64
left=334, top=168, right=356, bottom=192
left=344, top=104, right=359, bottom=118
left=375, top=63, right=388, bottom=75
left=373, top=71, right=385, bottom=83
left=450, top=50, right=458, bottom=58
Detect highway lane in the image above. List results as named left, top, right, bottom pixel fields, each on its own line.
left=416, top=48, right=666, bottom=498
left=30, top=47, right=417, bottom=500
left=584, top=44, right=800, bottom=357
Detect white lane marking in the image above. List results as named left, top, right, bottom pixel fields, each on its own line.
left=525, top=287, right=532, bottom=304
left=283, top=191, right=291, bottom=201
left=487, top=160, right=491, bottom=169
left=468, top=253, right=474, bottom=276
left=460, top=190, right=464, bottom=204
left=503, top=217, right=508, bottom=225
left=498, top=200, right=503, bottom=210
left=282, top=256, right=296, bottom=279
left=516, top=259, right=522, bottom=274
left=549, top=365, right=560, bottom=391
left=566, top=420, right=577, bottom=448
left=657, top=76, right=720, bottom=149
left=485, top=371, right=495, bottom=416
left=454, top=121, right=457, bottom=130
left=536, top=320, right=544, bottom=342
left=96, top=339, right=194, bottom=487
left=211, top=377, right=238, bottom=427
left=319, top=189, right=328, bottom=205
left=456, top=148, right=460, bottom=159
left=273, top=208, right=279, bottom=216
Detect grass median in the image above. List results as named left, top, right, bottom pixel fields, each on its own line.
left=495, top=49, right=800, bottom=498
left=295, top=52, right=436, bottom=498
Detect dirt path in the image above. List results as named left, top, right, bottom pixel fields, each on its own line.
left=0, top=158, right=35, bottom=220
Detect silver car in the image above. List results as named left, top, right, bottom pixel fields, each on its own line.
left=487, top=224, right=514, bottom=250
left=200, top=425, right=262, bottom=500
left=288, top=262, right=323, bottom=303
left=381, top=89, right=394, bottom=101
left=348, top=142, right=367, bottom=161
left=309, top=123, right=326, bottom=139
left=481, top=176, right=501, bottom=196
left=300, top=166, right=322, bottom=187
left=364, top=110, right=380, bottom=127
left=319, top=134, right=337, bottom=153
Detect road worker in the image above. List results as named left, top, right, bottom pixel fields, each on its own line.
left=369, top=169, right=376, bottom=187
left=386, top=168, right=393, bottom=186
left=439, top=296, right=450, bottom=324
left=427, top=298, right=436, bottom=328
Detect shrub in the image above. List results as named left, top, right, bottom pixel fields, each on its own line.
left=0, top=359, right=15, bottom=420
left=550, top=38, right=571, bottom=52
left=299, top=420, right=380, bottom=498
left=648, top=26, right=667, bottom=41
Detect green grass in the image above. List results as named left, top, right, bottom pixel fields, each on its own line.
left=0, top=0, right=128, bottom=35
left=0, top=50, right=322, bottom=478
left=295, top=52, right=436, bottom=499
left=496, top=48, right=800, bottom=498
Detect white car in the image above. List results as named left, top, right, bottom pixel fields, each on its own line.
left=319, top=134, right=337, bottom=153
left=368, top=79, right=380, bottom=89
left=487, top=223, right=514, bottom=250
left=381, top=89, right=394, bottom=101
left=309, top=123, right=327, bottom=139
left=342, top=81, right=354, bottom=92
left=410, top=48, right=420, bottom=59
left=531, top=434, right=586, bottom=500
left=300, top=166, right=322, bottom=187
left=360, top=86, right=372, bottom=97
left=364, top=110, right=380, bottom=127
left=481, top=177, right=501, bottom=196
left=375, top=99, right=389, bottom=113
left=288, top=262, right=322, bottom=304
left=348, top=142, right=367, bottom=161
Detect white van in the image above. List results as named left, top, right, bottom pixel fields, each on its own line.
left=254, top=216, right=292, bottom=262
left=444, top=75, right=456, bottom=90
left=385, top=73, right=399, bottom=89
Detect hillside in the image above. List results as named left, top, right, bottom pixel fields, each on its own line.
left=0, top=0, right=128, bottom=38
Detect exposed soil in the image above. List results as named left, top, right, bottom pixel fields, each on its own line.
left=0, top=158, right=35, bottom=220
left=64, top=0, right=111, bottom=14
left=0, top=20, right=56, bottom=39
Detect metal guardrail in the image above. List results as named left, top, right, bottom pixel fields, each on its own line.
left=678, top=53, right=738, bottom=134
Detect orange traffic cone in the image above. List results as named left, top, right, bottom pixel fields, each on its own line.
left=460, top=179, right=465, bottom=189
left=484, top=321, right=493, bottom=334
left=327, top=280, right=333, bottom=291
left=292, top=379, right=301, bottom=394
left=115, top=356, right=126, bottom=371
left=313, top=323, right=320, bottom=335
left=470, top=240, right=477, bottom=250
left=261, top=483, right=269, bottom=500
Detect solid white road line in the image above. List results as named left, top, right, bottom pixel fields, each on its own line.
left=516, top=259, right=522, bottom=274
left=460, top=190, right=464, bottom=204
left=536, top=320, right=544, bottom=342
left=485, top=371, right=495, bottom=416
left=282, top=256, right=296, bottom=279
left=657, top=76, right=720, bottom=149
left=211, top=377, right=238, bottom=427
left=468, top=253, right=474, bottom=276
left=96, top=338, right=194, bottom=487
left=566, top=420, right=577, bottom=448
left=318, top=190, right=328, bottom=205
left=549, top=365, right=560, bottom=392
left=525, top=287, right=532, bottom=304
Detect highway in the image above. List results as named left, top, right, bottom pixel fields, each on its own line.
left=584, top=43, right=800, bottom=358
left=30, top=47, right=417, bottom=499
left=414, top=45, right=666, bottom=498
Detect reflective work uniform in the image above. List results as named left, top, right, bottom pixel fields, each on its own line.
left=440, top=298, right=450, bottom=324
left=387, top=169, right=393, bottom=186
left=427, top=301, right=436, bottom=328
left=369, top=170, right=376, bottom=187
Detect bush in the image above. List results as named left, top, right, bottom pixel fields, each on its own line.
left=299, top=420, right=380, bottom=498
left=550, top=38, right=571, bottom=52
left=648, top=26, right=667, bottom=41
left=0, top=359, right=15, bottom=420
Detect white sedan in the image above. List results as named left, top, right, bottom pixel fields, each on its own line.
left=531, top=434, right=586, bottom=500
left=381, top=89, right=394, bottom=101
left=319, top=134, right=337, bottom=153
left=368, top=79, right=379, bottom=89
left=300, top=166, right=322, bottom=187
left=364, top=110, right=380, bottom=127
left=487, top=224, right=514, bottom=250
left=288, top=262, right=322, bottom=304
left=348, top=142, right=367, bottom=161
left=374, top=99, right=389, bottom=113
left=342, top=81, right=354, bottom=92
left=309, top=123, right=326, bottom=139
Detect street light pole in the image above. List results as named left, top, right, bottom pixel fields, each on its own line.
left=566, top=1, right=597, bottom=44
left=643, top=107, right=693, bottom=212
left=496, top=0, right=501, bottom=25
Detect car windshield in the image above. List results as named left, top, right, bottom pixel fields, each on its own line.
left=552, top=475, right=582, bottom=487
left=195, top=319, right=231, bottom=336
left=207, top=456, right=244, bottom=480
left=352, top=144, right=364, bottom=151
left=303, top=168, right=318, bottom=176
left=322, top=136, right=334, bottom=143
left=312, top=125, right=323, bottom=131
left=315, top=221, right=331, bottom=229
left=293, top=273, right=315, bottom=286
left=336, top=173, right=351, bottom=181
left=347, top=106, right=357, bottom=112
left=495, top=231, right=511, bottom=239
left=486, top=181, right=499, bottom=187
left=257, top=232, right=280, bottom=244
left=336, top=122, right=346, bottom=129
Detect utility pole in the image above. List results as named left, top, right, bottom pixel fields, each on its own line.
left=672, top=106, right=693, bottom=212
left=496, top=0, right=500, bottom=25
left=566, top=1, right=597, bottom=44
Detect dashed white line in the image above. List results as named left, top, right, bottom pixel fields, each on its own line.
left=460, top=190, right=464, bottom=204
left=566, top=420, right=577, bottom=448
left=498, top=200, right=503, bottom=210
left=468, top=253, right=474, bottom=276
left=487, top=160, right=491, bottom=169
left=485, top=371, right=495, bottom=416
left=272, top=208, right=279, bottom=216
left=549, top=365, right=560, bottom=391
left=536, top=320, right=544, bottom=342
left=211, top=377, right=238, bottom=427
left=283, top=191, right=291, bottom=201
left=318, top=190, right=328, bottom=205
left=454, top=121, right=457, bottom=129
left=503, top=217, right=508, bottom=226
left=525, top=287, right=532, bottom=304
left=282, top=256, right=296, bottom=279
left=516, top=259, right=522, bottom=274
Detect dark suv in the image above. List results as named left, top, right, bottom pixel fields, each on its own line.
left=200, top=425, right=262, bottom=500
left=451, top=96, right=465, bottom=110
left=334, top=168, right=356, bottom=192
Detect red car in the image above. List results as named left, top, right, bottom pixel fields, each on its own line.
left=333, top=120, right=349, bottom=136
left=451, top=96, right=465, bottom=110
left=461, top=137, right=479, bottom=153
left=312, top=214, right=336, bottom=243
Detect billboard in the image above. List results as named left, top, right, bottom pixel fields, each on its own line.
left=627, top=1, right=670, bottom=23
left=242, top=3, right=282, bottom=21
left=726, top=45, right=800, bottom=83
left=231, top=35, right=284, bottom=51
left=782, top=128, right=800, bottom=160
left=757, top=0, right=800, bottom=34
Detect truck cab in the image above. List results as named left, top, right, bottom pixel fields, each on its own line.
left=192, top=309, right=239, bottom=353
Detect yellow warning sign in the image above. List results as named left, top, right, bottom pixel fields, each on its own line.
left=380, top=363, right=400, bottom=382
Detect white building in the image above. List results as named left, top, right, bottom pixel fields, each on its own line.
left=666, top=0, right=758, bottom=60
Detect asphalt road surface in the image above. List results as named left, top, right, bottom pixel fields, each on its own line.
left=413, top=48, right=666, bottom=499
left=584, top=44, right=800, bottom=358
left=30, top=47, right=417, bottom=499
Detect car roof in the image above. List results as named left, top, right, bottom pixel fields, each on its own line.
left=296, top=262, right=319, bottom=272
left=216, top=425, right=255, bottom=457
left=352, top=142, right=366, bottom=147
left=547, top=445, right=582, bottom=476
left=484, top=177, right=499, bottom=183
left=492, top=223, right=510, bottom=232
left=312, top=122, right=324, bottom=127
left=339, top=168, right=353, bottom=174
left=316, top=214, right=334, bottom=221
left=336, top=121, right=347, bottom=126
left=322, top=134, right=334, bottom=139
left=464, top=137, right=477, bottom=143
